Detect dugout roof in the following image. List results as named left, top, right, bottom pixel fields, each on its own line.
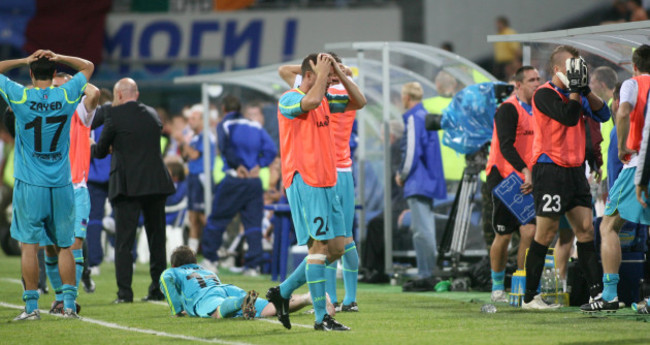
left=173, top=41, right=495, bottom=102
left=487, top=21, right=650, bottom=72
left=174, top=42, right=497, bottom=274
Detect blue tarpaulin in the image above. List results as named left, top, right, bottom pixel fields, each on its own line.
left=441, top=82, right=507, bottom=155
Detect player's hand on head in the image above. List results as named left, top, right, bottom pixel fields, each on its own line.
left=36, top=50, right=57, bottom=61
left=313, top=53, right=332, bottom=76
left=341, top=64, right=353, bottom=77
left=25, top=50, right=42, bottom=64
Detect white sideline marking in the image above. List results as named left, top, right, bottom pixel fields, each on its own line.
left=0, top=302, right=252, bottom=345
left=256, top=317, right=312, bottom=329
left=147, top=300, right=168, bottom=306
left=1, top=278, right=23, bottom=285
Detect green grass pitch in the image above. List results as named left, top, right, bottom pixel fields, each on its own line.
left=0, top=251, right=648, bottom=344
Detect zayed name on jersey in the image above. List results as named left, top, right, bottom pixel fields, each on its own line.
left=29, top=100, right=63, bottom=111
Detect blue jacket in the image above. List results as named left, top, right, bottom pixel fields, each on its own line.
left=88, top=124, right=111, bottom=184
left=217, top=111, right=277, bottom=171
left=165, top=180, right=188, bottom=227
left=399, top=102, right=446, bottom=200
left=607, top=125, right=624, bottom=189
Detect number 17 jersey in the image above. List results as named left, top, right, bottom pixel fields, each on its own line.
left=0, top=72, right=87, bottom=187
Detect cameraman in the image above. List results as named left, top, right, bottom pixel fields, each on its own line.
left=485, top=66, right=540, bottom=303
left=522, top=45, right=610, bottom=310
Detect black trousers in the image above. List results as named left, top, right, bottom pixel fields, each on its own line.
left=113, top=194, right=167, bottom=300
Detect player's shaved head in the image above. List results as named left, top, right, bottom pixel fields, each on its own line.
left=115, top=78, right=138, bottom=97
left=52, top=72, right=72, bottom=87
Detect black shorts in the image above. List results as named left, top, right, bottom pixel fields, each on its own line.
left=487, top=169, right=532, bottom=235
left=532, top=163, right=591, bottom=217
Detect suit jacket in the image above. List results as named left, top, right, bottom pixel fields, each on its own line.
left=92, top=101, right=175, bottom=201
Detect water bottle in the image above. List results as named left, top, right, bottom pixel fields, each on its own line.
left=480, top=304, right=497, bottom=313
left=540, top=267, right=558, bottom=304
left=540, top=268, right=551, bottom=293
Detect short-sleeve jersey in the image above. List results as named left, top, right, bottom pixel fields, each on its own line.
left=0, top=72, right=87, bottom=187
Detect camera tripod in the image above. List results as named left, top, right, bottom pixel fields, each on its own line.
left=437, top=144, right=489, bottom=282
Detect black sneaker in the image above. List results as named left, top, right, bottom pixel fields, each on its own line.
left=82, top=268, right=96, bottom=293
left=266, top=286, right=291, bottom=329
left=49, top=301, right=81, bottom=314
left=49, top=301, right=64, bottom=315
left=142, top=294, right=165, bottom=302
left=241, top=290, right=258, bottom=320
left=580, top=297, right=619, bottom=313
left=314, top=314, right=350, bottom=331
left=340, top=302, right=358, bottom=312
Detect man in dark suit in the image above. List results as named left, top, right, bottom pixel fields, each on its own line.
left=92, top=78, right=175, bottom=303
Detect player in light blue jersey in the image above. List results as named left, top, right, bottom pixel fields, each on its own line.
left=161, top=246, right=334, bottom=320
left=0, top=50, right=94, bottom=320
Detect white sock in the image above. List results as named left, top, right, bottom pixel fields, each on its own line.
left=188, top=238, right=200, bottom=254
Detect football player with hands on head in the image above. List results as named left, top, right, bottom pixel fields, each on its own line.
left=0, top=49, right=94, bottom=320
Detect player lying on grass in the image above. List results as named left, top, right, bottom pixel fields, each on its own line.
left=160, top=246, right=335, bottom=319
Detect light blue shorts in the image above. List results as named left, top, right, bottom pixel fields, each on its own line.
left=40, top=187, right=89, bottom=246
left=194, top=285, right=269, bottom=318
left=334, top=171, right=355, bottom=238
left=11, top=180, right=75, bottom=248
left=605, top=167, right=650, bottom=225
left=73, top=187, right=91, bottom=239
left=286, top=173, right=345, bottom=246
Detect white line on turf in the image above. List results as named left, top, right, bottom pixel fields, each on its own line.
left=0, top=302, right=253, bottom=345
left=0, top=278, right=23, bottom=284
left=256, top=317, right=312, bottom=329
left=147, top=300, right=168, bottom=306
